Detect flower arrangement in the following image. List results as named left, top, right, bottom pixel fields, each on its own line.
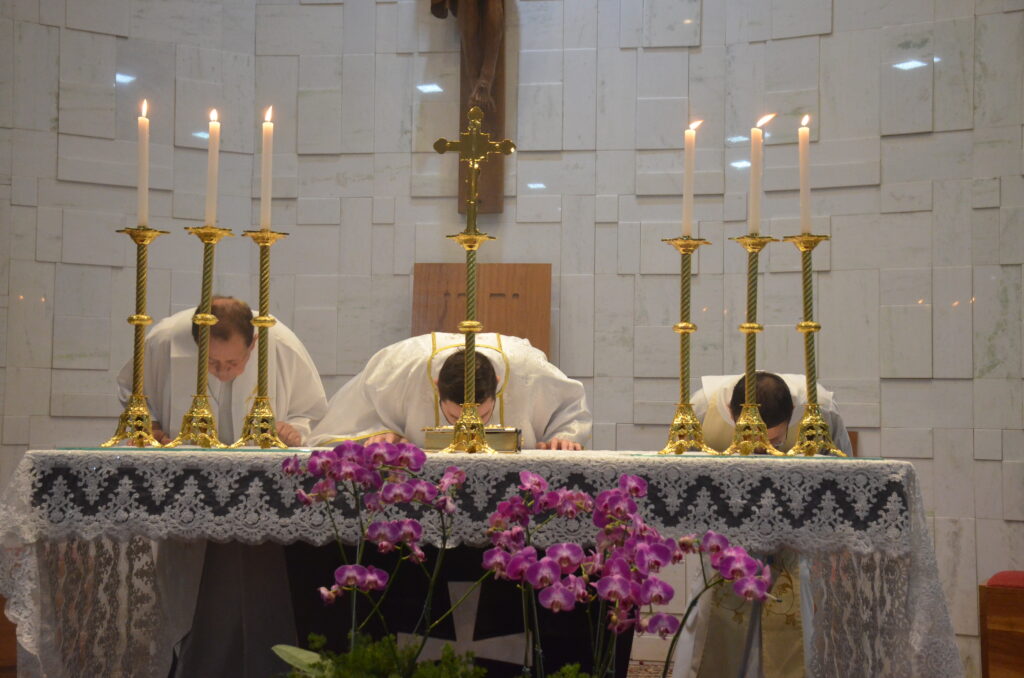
left=273, top=444, right=771, bottom=678
left=482, top=470, right=773, bottom=678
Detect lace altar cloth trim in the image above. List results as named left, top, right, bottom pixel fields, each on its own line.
left=0, top=450, right=960, bottom=678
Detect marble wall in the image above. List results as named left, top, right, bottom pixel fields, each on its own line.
left=1, top=0, right=1023, bottom=672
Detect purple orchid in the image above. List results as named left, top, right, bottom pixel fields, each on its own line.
left=525, top=557, right=562, bottom=589
left=334, top=564, right=368, bottom=589
left=639, top=577, right=674, bottom=605
left=281, top=455, right=302, bottom=475
left=644, top=612, right=680, bottom=639
left=518, top=470, right=549, bottom=495
left=439, top=466, right=466, bottom=492
left=546, top=542, right=585, bottom=574
left=482, top=547, right=512, bottom=579
left=701, top=530, right=729, bottom=554
left=381, top=481, right=414, bottom=504
left=733, top=575, right=770, bottom=601
left=594, top=574, right=632, bottom=603
left=363, top=566, right=389, bottom=591
left=394, top=443, right=426, bottom=471
left=618, top=474, right=648, bottom=498
left=506, top=547, right=538, bottom=581
left=538, top=580, right=576, bottom=612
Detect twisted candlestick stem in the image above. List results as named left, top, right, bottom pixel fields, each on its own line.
left=745, top=250, right=758, bottom=405
left=196, top=242, right=214, bottom=395
left=680, top=253, right=691, bottom=404
left=258, top=244, right=271, bottom=397
left=465, top=248, right=478, bottom=405
left=132, top=244, right=148, bottom=395
left=802, top=248, right=818, bottom=406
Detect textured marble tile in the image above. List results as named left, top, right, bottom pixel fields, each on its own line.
left=879, top=23, right=933, bottom=136
left=934, top=428, right=975, bottom=516
left=933, top=267, right=973, bottom=378
left=973, top=428, right=1002, bottom=460
left=933, top=18, right=974, bottom=132
left=930, top=180, right=973, bottom=267
left=999, top=462, right=1024, bottom=520
left=256, top=4, right=344, bottom=56
left=880, top=181, right=932, bottom=213
left=558, top=275, right=595, bottom=377
left=879, top=305, right=932, bottom=378
left=514, top=194, right=561, bottom=223
left=819, top=29, right=880, bottom=141
left=3, top=367, right=51, bottom=416
left=636, top=97, right=688, bottom=150
left=2, top=417, right=29, bottom=446
left=771, top=0, right=830, bottom=39
left=518, top=0, right=563, bottom=50
left=299, top=154, right=373, bottom=198
left=973, top=12, right=1024, bottom=129
left=296, top=197, right=339, bottom=225
left=997, top=207, right=1024, bottom=265
left=934, top=517, right=978, bottom=635
left=594, top=194, right=618, bottom=223
left=6, top=261, right=55, bottom=369
left=60, top=208, right=128, bottom=266
left=881, top=268, right=931, bottom=306
left=688, top=45, right=726, bottom=149
left=54, top=263, right=111, bottom=318
left=516, top=152, right=596, bottom=196
left=11, top=176, right=36, bottom=207
left=561, top=195, right=595, bottom=275
left=973, top=379, right=1023, bottom=429
left=13, top=22, right=58, bottom=132
left=725, top=0, right=770, bottom=44
left=881, top=427, right=933, bottom=458
left=972, top=178, right=1000, bottom=209
left=563, top=48, right=597, bottom=150
left=642, top=0, right=699, bottom=47
left=596, top=48, right=636, bottom=150
left=973, top=265, right=1021, bottom=378
left=517, top=83, right=563, bottom=151
left=409, top=152, right=458, bottom=197
left=58, top=134, right=173, bottom=190
left=881, top=379, right=973, bottom=428
left=35, top=207, right=61, bottom=263
left=974, top=460, right=1002, bottom=518
left=564, top=0, right=598, bottom=49
left=370, top=196, right=394, bottom=225
left=817, top=271, right=878, bottom=379
left=66, top=0, right=128, bottom=35
left=58, top=29, right=116, bottom=139
left=1004, top=429, right=1024, bottom=462
left=976, top=518, right=1024, bottom=582
left=594, top=274, right=634, bottom=377
left=765, top=217, right=830, bottom=273
left=130, top=0, right=221, bottom=47
left=341, top=54, right=375, bottom=154
left=374, top=53, right=413, bottom=153
left=593, top=150, right=634, bottom=195
left=293, top=306, right=337, bottom=375
left=612, top=424, right=663, bottom=452
left=974, top=126, right=1023, bottom=179
left=52, top=315, right=110, bottom=369
left=0, top=19, right=13, bottom=128
left=935, top=0, right=974, bottom=18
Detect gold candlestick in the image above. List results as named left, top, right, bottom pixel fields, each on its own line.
left=165, top=225, right=233, bottom=448
left=433, top=106, right=515, bottom=454
left=660, top=236, right=715, bottom=455
left=232, top=229, right=288, bottom=448
left=725, top=235, right=784, bottom=456
left=782, top=234, right=844, bottom=457
left=102, top=226, right=169, bottom=447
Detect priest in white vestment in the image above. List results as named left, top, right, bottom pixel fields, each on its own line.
left=308, top=332, right=591, bottom=450
left=116, top=296, right=328, bottom=445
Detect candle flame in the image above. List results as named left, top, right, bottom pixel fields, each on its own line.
left=756, top=113, right=776, bottom=128
left=141, top=99, right=148, bottom=117
left=210, top=109, right=218, bottom=122
left=265, top=106, right=273, bottom=122
left=689, top=120, right=703, bottom=131
left=801, top=114, right=810, bottom=126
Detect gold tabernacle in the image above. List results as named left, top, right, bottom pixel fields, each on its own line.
left=166, top=225, right=233, bottom=448
left=428, top=106, right=515, bottom=453
left=102, top=226, right=169, bottom=447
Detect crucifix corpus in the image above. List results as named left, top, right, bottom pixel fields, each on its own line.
left=431, top=0, right=507, bottom=214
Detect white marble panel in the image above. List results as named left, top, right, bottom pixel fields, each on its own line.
left=819, top=29, right=880, bottom=141
left=66, top=0, right=128, bottom=35
left=595, top=151, right=635, bottom=195
left=35, top=207, right=61, bottom=263
left=880, top=427, right=934, bottom=458
left=516, top=152, right=596, bottom=196
left=973, top=12, right=1024, bottom=128
left=517, top=83, right=563, bottom=151
left=998, top=207, right=1024, bottom=264
left=114, top=38, right=175, bottom=148
left=975, top=518, right=1024, bottom=583
left=58, top=134, right=173, bottom=190
left=256, top=4, right=344, bottom=56
left=3, top=367, right=51, bottom=416
left=818, top=270, right=878, bottom=378
left=881, top=380, right=973, bottom=428
left=373, top=153, right=410, bottom=197
left=559, top=274, right=595, bottom=377
left=373, top=53, right=412, bottom=153
left=879, top=23, right=933, bottom=136
left=934, top=0, right=974, bottom=18
left=596, top=48, right=636, bottom=150
left=688, top=45, right=726, bottom=150
left=372, top=196, right=395, bottom=225
left=725, top=0, right=770, bottom=44
left=616, top=221, right=640, bottom=274
left=933, top=267, right=973, bottom=379
left=880, top=268, right=931, bottom=306
left=764, top=36, right=818, bottom=96
left=58, top=29, right=115, bottom=138
left=299, top=154, right=374, bottom=198
left=297, top=197, right=340, bottom=225
left=934, top=517, right=978, bottom=635
left=339, top=197, right=372, bottom=276
left=1002, top=176, right=1024, bottom=207
left=0, top=23, right=10, bottom=131
left=52, top=315, right=110, bottom=369
left=563, top=48, right=597, bottom=151
left=561, top=195, right=595, bottom=275
left=50, top=370, right=122, bottom=418
left=973, top=379, right=1023, bottom=429
left=594, top=274, right=634, bottom=377
left=13, top=22, right=58, bottom=132
left=341, top=54, right=375, bottom=154
left=973, top=265, right=1021, bottom=379
left=632, top=324, right=677, bottom=378
left=54, top=264, right=110, bottom=318
left=339, top=0, right=375, bottom=53
left=636, top=97, right=687, bottom=150
left=1004, top=461, right=1024, bottom=520
left=641, top=0, right=699, bottom=47
left=617, top=0, right=642, bottom=47
left=876, top=212, right=933, bottom=269
left=172, top=76, right=223, bottom=151
left=975, top=126, right=1023, bottom=178
left=638, top=48, right=687, bottom=99
left=974, top=461, right=1002, bottom=518
left=11, top=176, right=35, bottom=207
left=934, top=428, right=975, bottom=516
left=590, top=422, right=615, bottom=449
left=594, top=376, right=634, bottom=423
left=298, top=88, right=343, bottom=154
left=764, top=137, right=880, bottom=191
left=595, top=194, right=618, bottom=223
left=933, top=18, right=974, bottom=132
left=515, top=195, right=561, bottom=223
left=6, top=261, right=55, bottom=369
left=564, top=0, right=598, bottom=49
left=880, top=181, right=932, bottom=213
left=518, top=0, right=563, bottom=50
left=723, top=42, right=765, bottom=147
left=633, top=275, right=681, bottom=328
left=28, top=416, right=114, bottom=449
left=976, top=0, right=1024, bottom=11
left=130, top=0, right=221, bottom=47
left=294, top=306, right=337, bottom=375
left=933, top=180, right=973, bottom=267
left=972, top=178, right=1000, bottom=209
left=765, top=217, right=831, bottom=273
left=771, top=0, right=830, bottom=39
left=2, top=417, right=29, bottom=446
left=614, top=424, right=665, bottom=452
left=974, top=428, right=1002, bottom=460
left=60, top=208, right=127, bottom=266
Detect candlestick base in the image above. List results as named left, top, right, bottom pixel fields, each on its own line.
left=659, top=402, right=717, bottom=455
left=231, top=396, right=287, bottom=449
left=663, top=236, right=712, bottom=255
left=788, top=403, right=844, bottom=457
left=731, top=234, right=778, bottom=253
left=101, top=394, right=162, bottom=448
left=439, top=402, right=497, bottom=454
left=165, top=395, right=227, bottom=448
left=724, top=403, right=784, bottom=456
left=781, top=233, right=829, bottom=252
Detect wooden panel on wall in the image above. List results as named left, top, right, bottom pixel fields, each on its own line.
left=412, top=263, right=551, bottom=356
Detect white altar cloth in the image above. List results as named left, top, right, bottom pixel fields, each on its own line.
left=0, top=449, right=960, bottom=678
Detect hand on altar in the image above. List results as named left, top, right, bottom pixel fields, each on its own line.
left=276, top=421, right=302, bottom=447
left=537, top=437, right=582, bottom=451
left=364, top=432, right=408, bottom=445
left=152, top=421, right=171, bottom=445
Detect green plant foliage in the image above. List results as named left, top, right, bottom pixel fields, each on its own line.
left=275, top=635, right=486, bottom=678
left=546, top=665, right=590, bottom=678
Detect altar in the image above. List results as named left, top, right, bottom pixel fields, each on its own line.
left=0, top=448, right=960, bottom=678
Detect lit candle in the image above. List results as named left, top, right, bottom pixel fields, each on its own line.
left=260, top=106, right=274, bottom=230
left=748, top=113, right=775, bottom=235
left=798, top=114, right=811, bottom=234
left=204, top=109, right=221, bottom=226
left=137, top=99, right=149, bottom=227
left=682, top=120, right=702, bottom=237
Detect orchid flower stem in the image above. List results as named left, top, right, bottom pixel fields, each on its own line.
left=594, top=599, right=608, bottom=672
left=529, top=588, right=546, bottom=677
left=521, top=585, right=532, bottom=672
left=425, top=571, right=492, bottom=632
left=356, top=557, right=403, bottom=634
left=412, top=513, right=449, bottom=662
left=659, top=578, right=722, bottom=678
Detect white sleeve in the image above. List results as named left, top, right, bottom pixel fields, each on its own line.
left=691, top=388, right=709, bottom=422
left=276, top=341, right=329, bottom=443
left=826, top=405, right=853, bottom=457
left=515, top=346, right=592, bottom=445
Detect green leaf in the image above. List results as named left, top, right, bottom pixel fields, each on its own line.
left=272, top=644, right=324, bottom=672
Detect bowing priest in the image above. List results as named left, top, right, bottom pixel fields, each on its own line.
left=116, top=295, right=328, bottom=446
left=308, top=331, right=591, bottom=450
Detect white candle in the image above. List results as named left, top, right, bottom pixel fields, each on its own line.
left=260, top=106, right=274, bottom=230
left=798, top=114, right=811, bottom=234
left=748, top=113, right=775, bottom=235
left=137, top=99, right=150, bottom=227
left=204, top=109, right=221, bottom=226
left=682, top=120, right=701, bottom=237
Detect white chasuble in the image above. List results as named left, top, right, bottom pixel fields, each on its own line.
left=308, top=333, right=591, bottom=449
left=116, top=307, right=328, bottom=444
